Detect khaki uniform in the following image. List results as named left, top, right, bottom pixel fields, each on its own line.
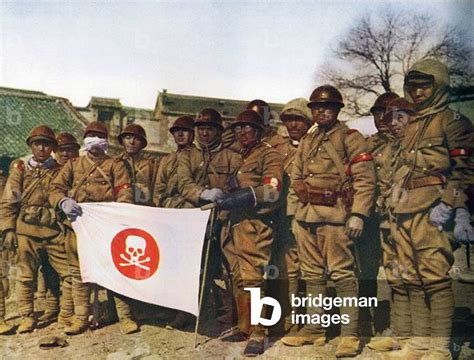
left=226, top=141, right=283, bottom=290
left=153, top=148, right=194, bottom=208
left=291, top=121, right=376, bottom=336
left=177, top=145, right=241, bottom=207
left=49, top=152, right=133, bottom=325
left=0, top=158, right=70, bottom=321
left=386, top=59, right=474, bottom=356
left=274, top=139, right=299, bottom=280
left=263, top=128, right=287, bottom=154
left=388, top=109, right=473, bottom=351
left=116, top=152, right=158, bottom=206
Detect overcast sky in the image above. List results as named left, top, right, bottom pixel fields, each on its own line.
left=0, top=0, right=472, bottom=109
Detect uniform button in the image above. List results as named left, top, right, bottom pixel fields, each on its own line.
left=102, top=181, right=106, bottom=185
left=410, top=150, right=415, bottom=153
left=238, top=171, right=242, bottom=174
left=318, top=147, right=321, bottom=151
left=378, top=153, right=382, bottom=157
left=377, top=166, right=381, bottom=170
left=311, top=160, right=314, bottom=163
left=309, top=174, right=313, bottom=177
left=428, top=143, right=432, bottom=147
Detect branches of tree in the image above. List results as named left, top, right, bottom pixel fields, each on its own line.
left=318, top=9, right=472, bottom=116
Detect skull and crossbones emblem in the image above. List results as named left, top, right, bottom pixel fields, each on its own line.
left=119, top=235, right=151, bottom=271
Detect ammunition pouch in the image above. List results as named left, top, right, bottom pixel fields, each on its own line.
left=20, top=205, right=57, bottom=227
left=293, top=180, right=354, bottom=211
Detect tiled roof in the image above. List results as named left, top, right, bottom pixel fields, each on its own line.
left=89, top=96, right=122, bottom=109
left=0, top=87, right=87, bottom=159
left=158, top=91, right=284, bottom=119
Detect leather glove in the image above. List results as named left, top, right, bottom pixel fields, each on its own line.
left=429, top=202, right=453, bottom=229
left=200, top=188, right=225, bottom=203
left=454, top=208, right=474, bottom=244
left=218, top=187, right=257, bottom=211
left=345, top=215, right=364, bottom=240
left=1, top=231, right=18, bottom=251
left=59, top=197, right=82, bottom=221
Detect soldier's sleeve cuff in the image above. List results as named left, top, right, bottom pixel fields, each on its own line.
left=350, top=213, right=367, bottom=222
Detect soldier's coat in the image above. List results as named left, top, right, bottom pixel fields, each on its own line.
left=116, top=152, right=158, bottom=206
left=291, top=120, right=376, bottom=224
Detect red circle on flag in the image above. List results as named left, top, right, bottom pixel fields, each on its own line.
left=111, top=228, right=160, bottom=280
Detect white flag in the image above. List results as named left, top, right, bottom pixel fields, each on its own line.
left=71, top=202, right=210, bottom=316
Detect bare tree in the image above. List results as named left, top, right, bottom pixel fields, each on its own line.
left=318, top=10, right=472, bottom=116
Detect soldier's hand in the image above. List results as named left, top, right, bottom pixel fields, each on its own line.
left=59, top=197, right=82, bottom=221
left=200, top=188, right=225, bottom=202
left=345, top=215, right=364, bottom=240
left=2, top=231, right=18, bottom=251
left=429, top=201, right=453, bottom=229
left=454, top=208, right=474, bottom=244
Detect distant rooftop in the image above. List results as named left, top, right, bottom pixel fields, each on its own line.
left=0, top=86, right=87, bottom=159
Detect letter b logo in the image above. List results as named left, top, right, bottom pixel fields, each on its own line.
left=245, top=287, right=281, bottom=326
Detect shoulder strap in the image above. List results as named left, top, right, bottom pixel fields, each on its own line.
left=70, top=157, right=103, bottom=200
left=320, top=136, right=347, bottom=180
left=21, top=170, right=51, bottom=202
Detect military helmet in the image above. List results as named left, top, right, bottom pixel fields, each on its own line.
left=170, top=116, right=195, bottom=133
left=26, top=125, right=57, bottom=146
left=194, top=108, right=223, bottom=130
left=385, top=98, right=415, bottom=115
left=118, top=123, right=147, bottom=147
left=231, top=110, right=265, bottom=131
left=246, top=99, right=273, bottom=124
left=307, top=85, right=344, bottom=108
left=56, top=132, right=80, bottom=149
left=383, top=97, right=415, bottom=124
left=84, top=121, right=108, bottom=139
left=370, top=92, right=400, bottom=113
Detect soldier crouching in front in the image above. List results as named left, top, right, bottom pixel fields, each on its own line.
left=0, top=126, right=71, bottom=334
left=49, top=121, right=139, bottom=335
left=286, top=85, right=376, bottom=357
left=218, top=109, right=283, bottom=357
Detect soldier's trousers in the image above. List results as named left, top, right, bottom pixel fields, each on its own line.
left=390, top=211, right=454, bottom=351
left=294, top=221, right=359, bottom=336
left=16, top=233, right=70, bottom=319
left=64, top=229, right=90, bottom=322
left=227, top=218, right=275, bottom=292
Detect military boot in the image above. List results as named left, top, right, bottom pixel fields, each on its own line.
left=18, top=317, right=36, bottom=334
left=382, top=345, right=426, bottom=360
left=335, top=336, right=360, bottom=358
left=368, top=291, right=411, bottom=351
left=64, top=278, right=90, bottom=335
left=243, top=325, right=266, bottom=357
left=429, top=286, right=454, bottom=360
left=390, top=288, right=431, bottom=358
left=222, top=292, right=252, bottom=342
left=166, top=311, right=191, bottom=330
left=0, top=317, right=14, bottom=335
left=16, top=280, right=35, bottom=332
left=114, top=294, right=139, bottom=334
left=336, top=278, right=359, bottom=337
left=38, top=287, right=59, bottom=322
left=281, top=280, right=326, bottom=347
left=57, top=279, right=74, bottom=328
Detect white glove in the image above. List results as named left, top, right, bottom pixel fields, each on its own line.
left=345, top=215, right=364, bottom=240
left=200, top=188, right=225, bottom=202
left=454, top=208, right=474, bottom=244
left=59, top=197, right=82, bottom=220
left=429, top=202, right=453, bottom=229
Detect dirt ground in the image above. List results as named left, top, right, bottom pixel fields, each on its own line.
left=1, top=248, right=473, bottom=359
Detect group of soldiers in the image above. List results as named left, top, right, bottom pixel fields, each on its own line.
left=0, top=57, right=473, bottom=359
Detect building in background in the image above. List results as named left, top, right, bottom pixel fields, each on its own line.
left=0, top=87, right=88, bottom=174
